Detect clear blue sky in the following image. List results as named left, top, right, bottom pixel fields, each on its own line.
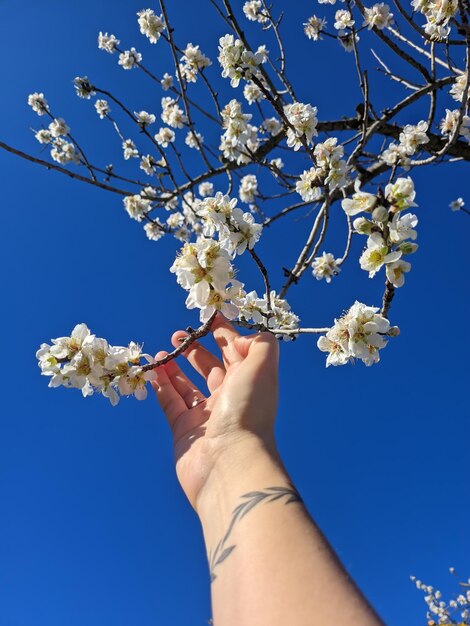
left=0, top=1, right=469, bottom=624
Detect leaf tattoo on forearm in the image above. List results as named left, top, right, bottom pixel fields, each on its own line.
left=208, top=485, right=302, bottom=582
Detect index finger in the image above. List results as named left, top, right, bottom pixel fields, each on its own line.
left=211, top=313, right=242, bottom=367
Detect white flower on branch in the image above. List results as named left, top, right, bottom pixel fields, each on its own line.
left=303, top=16, right=326, bottom=41
left=243, top=82, right=264, bottom=104
left=296, top=168, right=322, bottom=202
left=122, top=138, right=139, bottom=160
left=334, top=10, right=355, bottom=32
left=170, top=239, right=244, bottom=322
left=161, top=72, right=174, bottom=91
left=223, top=208, right=263, bottom=255
left=363, top=3, right=394, bottom=30
left=317, top=302, right=395, bottom=367
left=412, top=0, right=458, bottom=40
left=123, top=194, right=151, bottom=222
left=284, top=101, right=318, bottom=150
left=95, top=99, right=110, bottom=119
left=37, top=323, right=157, bottom=405
left=399, top=121, right=429, bottom=156
left=73, top=76, right=96, bottom=99
left=98, top=32, right=120, bottom=53
left=339, top=32, right=359, bottom=52
left=166, top=212, right=185, bottom=229
left=380, top=142, right=410, bottom=167
left=118, top=48, right=142, bottom=70
left=50, top=138, right=78, bottom=165
left=342, top=180, right=377, bottom=215
left=140, top=155, right=157, bottom=175
left=179, top=43, right=211, bottom=83
left=218, top=34, right=266, bottom=88
left=198, top=182, right=214, bottom=198
left=440, top=108, right=470, bottom=142
left=137, top=9, right=165, bottom=44
left=243, top=1, right=267, bottom=23
left=28, top=92, right=49, bottom=116
left=312, top=253, right=341, bottom=283
left=359, top=232, right=402, bottom=278
left=389, top=212, right=418, bottom=243
left=48, top=118, right=70, bottom=138
left=144, top=220, right=165, bottom=241
left=449, top=197, right=465, bottom=211
left=239, top=174, right=259, bottom=203
left=384, top=177, right=417, bottom=211
left=154, top=127, right=175, bottom=147
left=385, top=259, right=411, bottom=288
left=239, top=290, right=300, bottom=339
left=262, top=117, right=282, bottom=136
left=185, top=130, right=204, bottom=149
left=450, top=73, right=470, bottom=103
left=161, top=97, right=187, bottom=128
left=220, top=99, right=259, bottom=164
left=135, top=110, right=156, bottom=127
left=34, top=129, right=52, bottom=144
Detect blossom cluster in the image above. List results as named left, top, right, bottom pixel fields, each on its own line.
left=317, top=301, right=399, bottom=367
left=381, top=120, right=430, bottom=166
left=296, top=137, right=349, bottom=201
left=220, top=99, right=260, bottom=164
left=411, top=572, right=470, bottom=624
left=239, top=290, right=300, bottom=337
left=342, top=177, right=418, bottom=288
left=283, top=101, right=318, bottom=151
left=411, top=0, right=458, bottom=39
left=36, top=323, right=155, bottom=405
left=218, top=34, right=268, bottom=88
left=179, top=43, right=211, bottom=83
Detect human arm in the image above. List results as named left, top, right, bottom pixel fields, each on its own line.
left=151, top=314, right=384, bottom=626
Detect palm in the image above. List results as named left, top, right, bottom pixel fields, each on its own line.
left=151, top=314, right=278, bottom=508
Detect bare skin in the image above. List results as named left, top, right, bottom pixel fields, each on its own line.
left=152, top=313, right=384, bottom=626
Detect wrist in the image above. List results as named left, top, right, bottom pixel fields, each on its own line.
left=195, top=432, right=291, bottom=537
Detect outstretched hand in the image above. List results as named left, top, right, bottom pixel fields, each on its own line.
left=152, top=314, right=279, bottom=510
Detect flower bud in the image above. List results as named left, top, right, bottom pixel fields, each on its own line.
left=399, top=242, right=419, bottom=255
left=387, top=326, right=400, bottom=337
left=372, top=205, right=389, bottom=222
left=353, top=216, right=373, bottom=234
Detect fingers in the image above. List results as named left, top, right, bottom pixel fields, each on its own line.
left=151, top=352, right=187, bottom=428
left=211, top=313, right=243, bottom=367
left=171, top=331, right=225, bottom=393
left=160, top=354, right=206, bottom=410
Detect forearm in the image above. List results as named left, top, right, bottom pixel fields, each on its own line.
left=196, top=435, right=384, bottom=626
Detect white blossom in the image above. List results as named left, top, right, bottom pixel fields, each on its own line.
left=122, top=138, right=139, bottom=160
left=35, top=129, right=52, bottom=144
left=284, top=101, right=318, bottom=150
left=199, top=182, right=214, bottom=198
left=154, top=127, right=175, bottom=147
left=218, top=34, right=266, bottom=88
left=144, top=221, right=165, bottom=241
left=185, top=130, right=204, bottom=149
left=363, top=3, right=394, bottom=29
left=137, top=9, right=165, bottom=43
left=243, top=1, right=267, bottom=22
left=296, top=168, right=322, bottom=202
left=312, top=253, right=341, bottom=283
left=48, top=118, right=70, bottom=138
left=334, top=10, right=355, bottom=31
left=28, top=92, right=49, bottom=116
left=304, top=16, right=326, bottom=41
left=359, top=232, right=402, bottom=277
left=98, top=32, right=120, bottom=53
left=50, top=138, right=78, bottom=164
left=384, top=177, right=417, bottom=210
left=95, top=99, right=110, bottom=119
left=239, top=174, right=259, bottom=203
left=73, top=76, right=95, bottom=99
left=118, top=48, right=142, bottom=70
left=161, top=97, right=187, bottom=128
left=389, top=212, right=418, bottom=243
left=135, top=110, right=156, bottom=127
left=161, top=73, right=174, bottom=91
left=318, top=301, right=394, bottom=367
left=449, top=197, right=465, bottom=211
left=342, top=180, right=377, bottom=215
left=123, top=194, right=151, bottom=221
left=385, top=259, right=411, bottom=287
